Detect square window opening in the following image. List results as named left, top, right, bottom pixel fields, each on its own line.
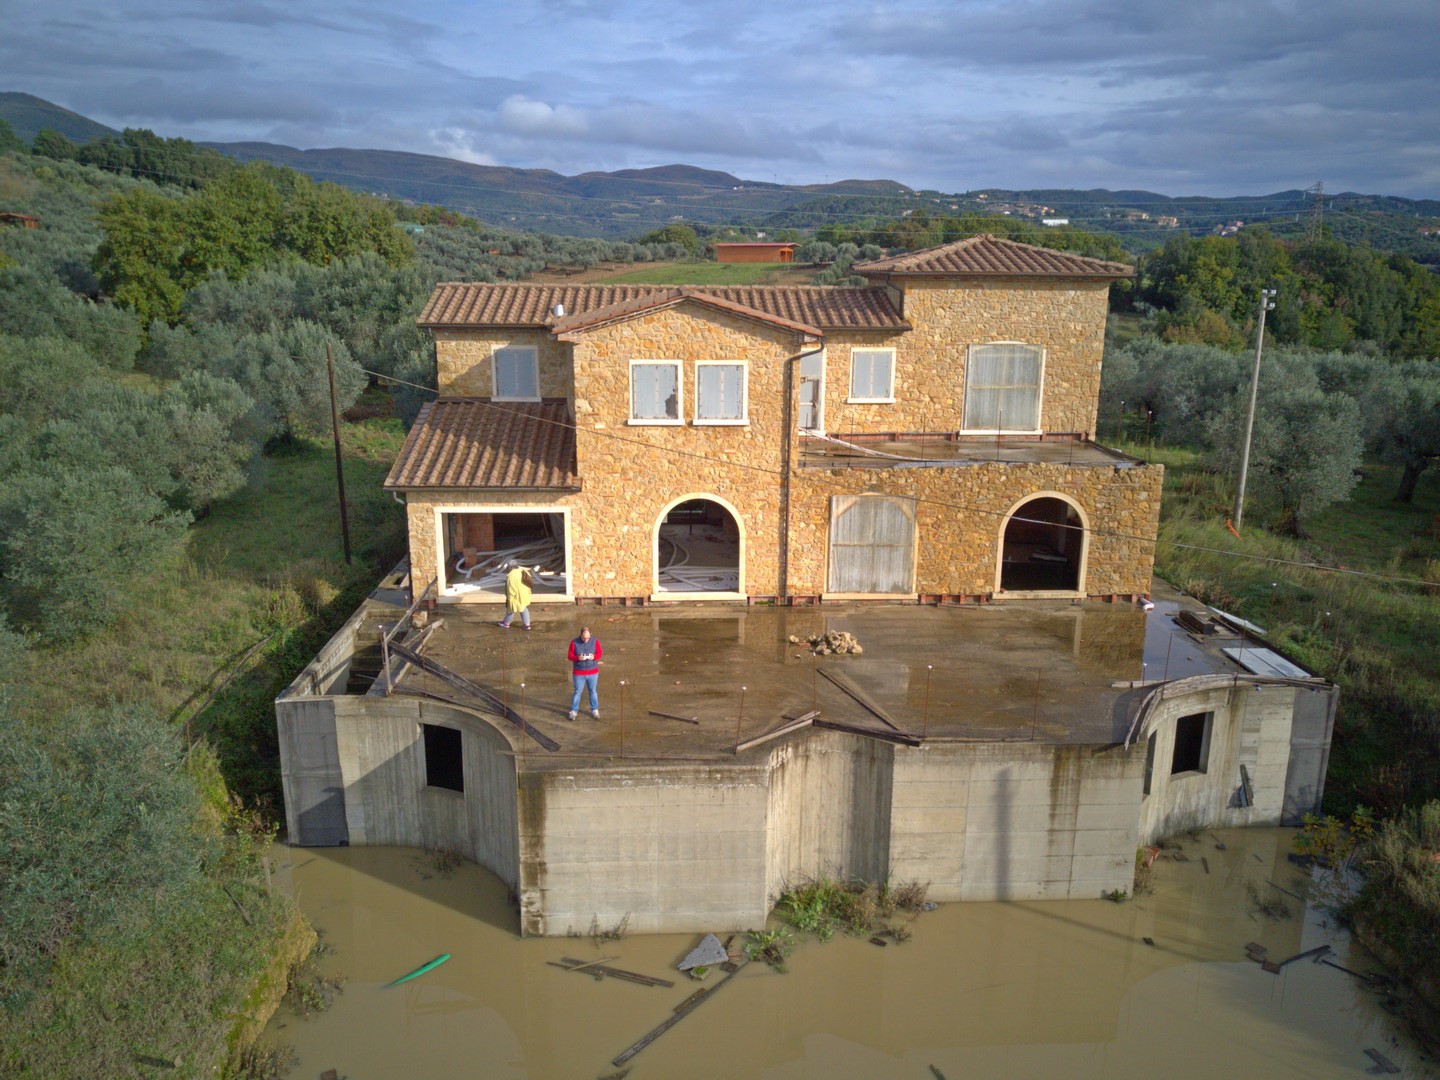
left=695, top=362, right=746, bottom=423
left=423, top=723, right=464, bottom=792
left=849, top=348, right=894, bottom=402
left=1170, top=711, right=1212, bottom=776
left=963, top=343, right=1042, bottom=430
left=631, top=361, right=681, bottom=422
left=493, top=346, right=539, bottom=399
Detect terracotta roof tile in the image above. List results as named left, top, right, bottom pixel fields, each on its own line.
left=550, top=286, right=824, bottom=338
left=384, top=398, right=579, bottom=490
left=852, top=234, right=1133, bottom=279
left=418, top=283, right=907, bottom=331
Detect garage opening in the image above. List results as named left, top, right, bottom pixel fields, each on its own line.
left=441, top=511, right=568, bottom=597
left=656, top=498, right=741, bottom=593
left=999, top=496, right=1084, bottom=593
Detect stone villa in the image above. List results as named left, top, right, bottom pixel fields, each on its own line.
left=275, top=236, right=1336, bottom=935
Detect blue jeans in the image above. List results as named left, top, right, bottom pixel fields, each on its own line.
left=570, top=673, right=599, bottom=713
left=499, top=608, right=530, bottom=627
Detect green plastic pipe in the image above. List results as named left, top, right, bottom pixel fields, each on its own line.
left=385, top=953, right=451, bottom=987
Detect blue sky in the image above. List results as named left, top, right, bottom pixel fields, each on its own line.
left=3, top=0, right=1437, bottom=198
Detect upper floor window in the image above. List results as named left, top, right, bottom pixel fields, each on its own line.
left=630, top=360, right=682, bottom=424
left=963, top=343, right=1043, bottom=431
left=493, top=345, right=539, bottom=400
left=848, top=347, right=895, bottom=403
left=695, top=362, right=747, bottom=424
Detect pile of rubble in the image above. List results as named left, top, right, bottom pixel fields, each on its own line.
left=789, top=630, right=863, bottom=655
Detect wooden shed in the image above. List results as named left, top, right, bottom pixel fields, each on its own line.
left=711, top=242, right=796, bottom=264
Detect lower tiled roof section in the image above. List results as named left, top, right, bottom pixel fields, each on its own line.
left=418, top=283, right=907, bottom=331
left=384, top=398, right=579, bottom=490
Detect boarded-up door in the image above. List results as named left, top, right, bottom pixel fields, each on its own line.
left=827, top=495, right=916, bottom=593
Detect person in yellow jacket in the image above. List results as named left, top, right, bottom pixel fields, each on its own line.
left=497, top=564, right=535, bottom=629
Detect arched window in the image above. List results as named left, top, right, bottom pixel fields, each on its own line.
left=655, top=496, right=743, bottom=594
left=998, top=495, right=1085, bottom=593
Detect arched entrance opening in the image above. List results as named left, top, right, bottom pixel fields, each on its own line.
left=998, top=495, right=1086, bottom=593
left=655, top=496, right=742, bottom=595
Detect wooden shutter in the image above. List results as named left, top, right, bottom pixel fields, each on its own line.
left=827, top=495, right=916, bottom=593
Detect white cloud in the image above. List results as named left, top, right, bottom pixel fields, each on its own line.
left=497, top=96, right=590, bottom=137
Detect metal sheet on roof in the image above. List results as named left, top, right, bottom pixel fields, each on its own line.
left=1223, top=647, right=1311, bottom=679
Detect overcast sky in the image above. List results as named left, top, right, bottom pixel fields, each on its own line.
left=3, top=0, right=1437, bottom=199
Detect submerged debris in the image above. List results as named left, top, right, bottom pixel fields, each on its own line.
left=677, top=934, right=728, bottom=972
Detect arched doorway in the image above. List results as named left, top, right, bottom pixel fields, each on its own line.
left=654, top=495, right=743, bottom=595
left=997, top=494, right=1086, bottom=594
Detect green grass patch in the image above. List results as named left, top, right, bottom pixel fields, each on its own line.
left=599, top=261, right=814, bottom=285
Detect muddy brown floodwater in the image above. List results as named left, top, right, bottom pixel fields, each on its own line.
left=264, top=828, right=1433, bottom=1079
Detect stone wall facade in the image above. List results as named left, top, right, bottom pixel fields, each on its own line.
left=434, top=328, right=572, bottom=400
left=410, top=276, right=1153, bottom=601
left=818, top=278, right=1111, bottom=436
left=786, top=459, right=1163, bottom=598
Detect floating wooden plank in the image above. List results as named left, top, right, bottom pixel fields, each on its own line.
left=612, top=960, right=747, bottom=1067
left=1266, top=879, right=1305, bottom=902
left=816, top=666, right=903, bottom=731
left=1245, top=942, right=1267, bottom=957
left=673, top=989, right=707, bottom=1014
left=648, top=709, right=700, bottom=725
left=389, top=644, right=560, bottom=752
left=929, top=1067, right=948, bottom=1080
left=813, top=717, right=922, bottom=747
left=557, top=957, right=674, bottom=988
left=1202, top=857, right=1210, bottom=874
left=735, top=714, right=814, bottom=754
left=1262, top=944, right=1331, bottom=974
left=869, top=936, right=888, bottom=947
left=1364, top=1048, right=1401, bottom=1074
left=552, top=961, right=616, bottom=979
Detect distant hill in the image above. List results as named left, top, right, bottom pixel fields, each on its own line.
left=0, top=91, right=118, bottom=144
left=2, top=93, right=1437, bottom=258
left=203, top=141, right=914, bottom=238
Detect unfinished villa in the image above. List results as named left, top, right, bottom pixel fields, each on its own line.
left=276, top=235, right=1337, bottom=935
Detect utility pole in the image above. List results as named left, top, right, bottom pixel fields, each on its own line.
left=326, top=342, right=352, bottom=565
left=1232, top=288, right=1278, bottom=531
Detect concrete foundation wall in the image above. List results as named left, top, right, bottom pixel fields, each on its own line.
left=327, top=697, right=520, bottom=890
left=764, top=731, right=894, bottom=903
left=889, top=741, right=1142, bottom=901
left=517, top=764, right=771, bottom=936
left=280, top=684, right=1326, bottom=933
left=1136, top=681, right=1334, bottom=844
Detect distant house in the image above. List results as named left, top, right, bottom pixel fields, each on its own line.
left=0, top=212, right=40, bottom=229
left=1042, top=218, right=1070, bottom=227
left=711, top=242, right=796, bottom=263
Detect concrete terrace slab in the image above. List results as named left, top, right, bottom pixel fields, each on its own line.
left=393, top=583, right=1242, bottom=769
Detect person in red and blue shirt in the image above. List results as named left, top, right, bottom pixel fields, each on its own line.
left=567, top=626, right=601, bottom=719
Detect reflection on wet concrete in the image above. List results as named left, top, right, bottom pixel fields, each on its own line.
left=264, top=828, right=1430, bottom=1079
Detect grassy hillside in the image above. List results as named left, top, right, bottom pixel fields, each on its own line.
left=599, top=261, right=815, bottom=285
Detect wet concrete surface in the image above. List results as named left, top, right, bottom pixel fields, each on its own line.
left=405, top=586, right=1255, bottom=767
left=263, top=827, right=1432, bottom=1079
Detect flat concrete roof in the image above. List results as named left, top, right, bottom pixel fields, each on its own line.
left=799, top=436, right=1141, bottom=469
left=383, top=582, right=1272, bottom=770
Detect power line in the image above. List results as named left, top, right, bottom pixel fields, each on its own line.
left=357, top=365, right=1440, bottom=592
